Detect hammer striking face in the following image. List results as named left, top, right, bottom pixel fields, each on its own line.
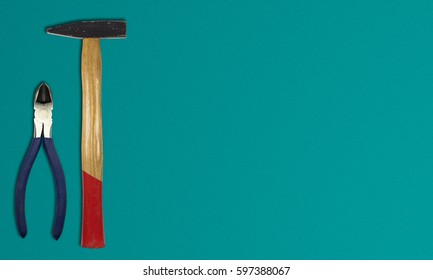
left=47, top=19, right=126, bottom=248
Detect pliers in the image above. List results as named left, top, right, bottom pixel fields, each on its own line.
left=15, top=83, right=66, bottom=240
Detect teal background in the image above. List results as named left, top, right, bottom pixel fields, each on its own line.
left=1, top=0, right=433, bottom=259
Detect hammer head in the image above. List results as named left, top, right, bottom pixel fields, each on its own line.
left=46, top=20, right=126, bottom=39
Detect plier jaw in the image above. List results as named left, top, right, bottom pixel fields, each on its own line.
left=33, top=83, right=53, bottom=138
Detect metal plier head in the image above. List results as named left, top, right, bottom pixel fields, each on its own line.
left=34, top=83, right=53, bottom=138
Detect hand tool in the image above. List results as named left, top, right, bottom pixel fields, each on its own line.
left=15, top=83, right=66, bottom=240
left=46, top=20, right=127, bottom=248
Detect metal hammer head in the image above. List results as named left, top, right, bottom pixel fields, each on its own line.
left=46, top=20, right=126, bottom=39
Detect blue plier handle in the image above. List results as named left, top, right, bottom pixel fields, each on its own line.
left=15, top=83, right=66, bottom=240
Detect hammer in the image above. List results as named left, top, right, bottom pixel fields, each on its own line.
left=47, top=20, right=127, bottom=248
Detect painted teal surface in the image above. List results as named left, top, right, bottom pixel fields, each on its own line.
left=1, top=0, right=433, bottom=259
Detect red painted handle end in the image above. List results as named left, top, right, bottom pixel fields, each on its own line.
left=81, top=171, right=105, bottom=248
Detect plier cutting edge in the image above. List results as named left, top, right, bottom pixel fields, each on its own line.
left=15, top=83, right=66, bottom=240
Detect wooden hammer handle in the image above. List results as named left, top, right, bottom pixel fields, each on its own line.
left=81, top=38, right=105, bottom=248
